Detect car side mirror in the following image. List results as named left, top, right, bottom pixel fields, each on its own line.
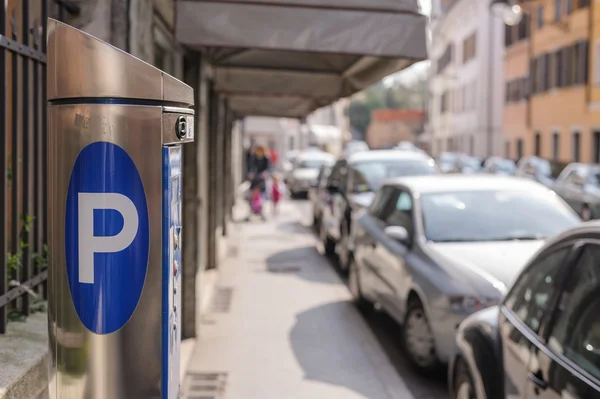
left=384, top=226, right=410, bottom=245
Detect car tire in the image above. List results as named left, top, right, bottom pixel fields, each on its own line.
left=402, top=297, right=440, bottom=374
left=453, top=358, right=477, bottom=399
left=581, top=204, right=592, bottom=221
left=320, top=223, right=336, bottom=256
left=338, top=221, right=351, bottom=273
left=349, top=258, right=370, bottom=311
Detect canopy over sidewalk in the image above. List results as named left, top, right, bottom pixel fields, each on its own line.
left=176, top=0, right=428, bottom=118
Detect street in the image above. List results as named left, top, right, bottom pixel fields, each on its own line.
left=292, top=199, right=449, bottom=399
left=183, top=199, right=449, bottom=399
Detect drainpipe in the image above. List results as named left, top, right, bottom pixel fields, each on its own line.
left=488, top=5, right=495, bottom=157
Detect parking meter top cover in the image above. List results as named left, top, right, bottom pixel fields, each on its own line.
left=46, top=19, right=193, bottom=107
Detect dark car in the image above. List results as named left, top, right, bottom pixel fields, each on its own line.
left=350, top=175, right=580, bottom=373
left=309, top=165, right=332, bottom=230
left=449, top=223, right=600, bottom=399
left=320, top=150, right=437, bottom=272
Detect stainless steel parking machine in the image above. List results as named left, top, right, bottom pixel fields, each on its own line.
left=47, top=19, right=194, bottom=398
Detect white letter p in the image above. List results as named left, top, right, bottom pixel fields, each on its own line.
left=78, top=193, right=139, bottom=284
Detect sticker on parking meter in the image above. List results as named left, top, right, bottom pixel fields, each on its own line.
left=65, top=142, right=149, bottom=335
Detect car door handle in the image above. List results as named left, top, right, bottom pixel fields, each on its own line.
left=528, top=371, right=548, bottom=391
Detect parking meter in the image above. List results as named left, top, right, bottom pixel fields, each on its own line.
left=46, top=20, right=194, bottom=398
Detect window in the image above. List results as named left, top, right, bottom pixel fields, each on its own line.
left=348, top=167, right=370, bottom=193
left=469, top=136, right=474, bottom=155
left=517, top=139, right=524, bottom=159
left=548, top=245, right=600, bottom=380
left=566, top=0, right=573, bottom=14
left=437, top=44, right=453, bottom=73
left=369, top=186, right=394, bottom=219
left=594, top=131, right=600, bottom=163
left=353, top=159, right=436, bottom=191
left=505, top=141, right=511, bottom=158
left=463, top=32, right=477, bottom=63
left=505, top=248, right=570, bottom=334
left=553, top=132, right=560, bottom=161
left=419, top=191, right=579, bottom=243
left=535, top=133, right=542, bottom=156
left=573, top=132, right=581, bottom=162
left=385, top=191, right=414, bottom=231
left=577, top=40, right=590, bottom=85
left=594, top=40, right=600, bottom=85
left=579, top=0, right=590, bottom=8
left=327, top=161, right=346, bottom=191
left=517, top=15, right=530, bottom=41
left=441, top=91, right=449, bottom=113
left=555, top=0, right=562, bottom=22
left=505, top=24, right=514, bottom=47
left=537, top=6, right=544, bottom=29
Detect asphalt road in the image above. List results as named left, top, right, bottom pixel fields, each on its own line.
left=292, top=198, right=450, bottom=399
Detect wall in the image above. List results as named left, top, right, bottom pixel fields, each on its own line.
left=429, top=0, right=504, bottom=157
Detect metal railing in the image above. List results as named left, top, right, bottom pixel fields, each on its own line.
left=0, top=0, right=79, bottom=334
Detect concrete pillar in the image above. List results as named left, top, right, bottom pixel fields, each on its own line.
left=207, top=84, right=219, bottom=270
left=181, top=53, right=202, bottom=339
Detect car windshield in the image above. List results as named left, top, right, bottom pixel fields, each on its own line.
left=298, top=159, right=332, bottom=169
left=421, top=190, right=580, bottom=242
left=354, top=159, right=436, bottom=191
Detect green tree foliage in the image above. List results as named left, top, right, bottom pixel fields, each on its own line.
left=348, top=72, right=428, bottom=137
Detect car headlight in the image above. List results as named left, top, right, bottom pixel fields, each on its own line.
left=449, top=295, right=499, bottom=313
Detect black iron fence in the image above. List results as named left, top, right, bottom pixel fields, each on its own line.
left=0, top=0, right=79, bottom=334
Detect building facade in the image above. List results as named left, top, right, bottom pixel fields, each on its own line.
left=366, top=109, right=425, bottom=149
left=509, top=0, right=594, bottom=163
left=429, top=0, right=504, bottom=157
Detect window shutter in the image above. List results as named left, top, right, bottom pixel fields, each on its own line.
left=530, top=59, right=537, bottom=93
left=583, top=40, right=590, bottom=84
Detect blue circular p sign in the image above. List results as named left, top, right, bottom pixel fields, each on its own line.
left=65, top=142, right=150, bottom=334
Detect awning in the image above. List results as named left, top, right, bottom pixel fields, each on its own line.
left=176, top=0, right=428, bottom=118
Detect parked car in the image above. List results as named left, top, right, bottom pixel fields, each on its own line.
left=515, top=156, right=564, bottom=188
left=449, top=223, right=600, bottom=399
left=553, top=163, right=600, bottom=221
left=438, top=152, right=461, bottom=173
left=309, top=165, right=332, bottom=229
left=482, top=157, right=516, bottom=175
left=450, top=154, right=482, bottom=174
left=344, top=140, right=369, bottom=158
left=320, top=150, right=437, bottom=272
left=282, top=150, right=299, bottom=183
left=350, top=175, right=581, bottom=373
left=288, top=151, right=335, bottom=198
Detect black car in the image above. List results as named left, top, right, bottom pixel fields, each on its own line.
left=449, top=223, right=600, bottom=399
left=309, top=165, right=331, bottom=230
left=320, top=150, right=437, bottom=272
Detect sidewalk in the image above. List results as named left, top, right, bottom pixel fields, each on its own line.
left=182, top=201, right=414, bottom=399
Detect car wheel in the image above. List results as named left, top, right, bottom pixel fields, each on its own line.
left=320, top=223, right=336, bottom=256
left=581, top=204, right=592, bottom=221
left=338, top=222, right=351, bottom=273
left=349, top=258, right=370, bottom=311
left=402, top=298, right=440, bottom=374
left=453, top=358, right=477, bottom=399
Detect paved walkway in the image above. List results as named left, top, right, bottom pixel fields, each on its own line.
left=182, top=201, right=414, bottom=399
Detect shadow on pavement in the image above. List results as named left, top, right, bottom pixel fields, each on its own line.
left=276, top=221, right=314, bottom=235
left=265, top=247, right=342, bottom=285
left=289, top=301, right=409, bottom=399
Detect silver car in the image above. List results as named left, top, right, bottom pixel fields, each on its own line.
left=350, top=175, right=580, bottom=373
left=288, top=151, right=335, bottom=198
left=553, top=162, right=600, bottom=221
